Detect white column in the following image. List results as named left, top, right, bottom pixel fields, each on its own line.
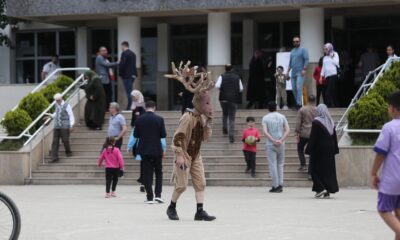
left=157, top=23, right=169, bottom=110
left=0, top=26, right=12, bottom=84
left=117, top=16, right=141, bottom=68
left=207, top=12, right=231, bottom=111
left=300, top=8, right=324, bottom=97
left=76, top=26, right=88, bottom=68
left=300, top=8, right=324, bottom=63
left=117, top=16, right=141, bottom=107
left=208, top=12, right=231, bottom=66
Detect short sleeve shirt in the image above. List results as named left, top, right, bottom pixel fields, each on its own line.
left=42, top=61, right=60, bottom=83
left=108, top=113, right=126, bottom=137
left=262, top=112, right=289, bottom=146
left=374, top=119, right=400, bottom=195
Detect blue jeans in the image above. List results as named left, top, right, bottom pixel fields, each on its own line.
left=266, top=144, right=285, bottom=188
left=123, top=77, right=135, bottom=110
left=291, top=73, right=304, bottom=106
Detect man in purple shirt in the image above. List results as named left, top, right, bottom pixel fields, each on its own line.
left=371, top=91, right=400, bottom=239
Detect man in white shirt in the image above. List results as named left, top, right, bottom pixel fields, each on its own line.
left=41, top=55, right=61, bottom=84
left=50, top=93, right=75, bottom=162
left=216, top=64, right=244, bottom=143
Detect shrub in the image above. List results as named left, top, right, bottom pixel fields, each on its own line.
left=18, top=92, right=49, bottom=120
left=348, top=93, right=389, bottom=144
left=369, top=78, right=398, bottom=100
left=53, top=75, right=74, bottom=91
left=39, top=83, right=62, bottom=103
left=1, top=108, right=32, bottom=136
left=381, top=61, right=400, bottom=88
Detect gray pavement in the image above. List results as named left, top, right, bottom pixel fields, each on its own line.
left=0, top=185, right=393, bottom=240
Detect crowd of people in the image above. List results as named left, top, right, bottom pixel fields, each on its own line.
left=44, top=38, right=400, bottom=237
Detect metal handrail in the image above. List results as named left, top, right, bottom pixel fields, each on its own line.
left=0, top=68, right=89, bottom=142
left=337, top=57, right=400, bottom=135
left=10, top=67, right=90, bottom=111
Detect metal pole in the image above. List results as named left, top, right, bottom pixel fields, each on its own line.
left=42, top=128, right=45, bottom=165
left=77, top=89, right=81, bottom=125
left=29, top=141, right=33, bottom=179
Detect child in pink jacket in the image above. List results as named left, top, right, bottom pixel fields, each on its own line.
left=98, top=137, right=125, bottom=198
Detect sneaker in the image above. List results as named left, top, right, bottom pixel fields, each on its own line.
left=140, top=185, right=145, bottom=193
left=229, top=136, right=235, bottom=143
left=105, top=193, right=111, bottom=198
left=275, top=186, right=283, bottom=193
left=315, top=190, right=327, bottom=198
left=298, top=165, right=307, bottom=171
left=194, top=210, right=216, bottom=221
left=66, top=152, right=73, bottom=157
left=323, top=193, right=330, bottom=199
left=277, top=106, right=282, bottom=111
left=111, top=192, right=117, bottom=197
left=154, top=197, right=165, bottom=204
left=283, top=105, right=289, bottom=110
left=144, top=199, right=155, bottom=204
left=167, top=207, right=180, bottom=220
left=269, top=187, right=276, bottom=193
left=251, top=173, right=256, bottom=178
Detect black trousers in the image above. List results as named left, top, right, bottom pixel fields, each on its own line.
left=51, top=128, right=71, bottom=161
left=243, top=150, right=256, bottom=174
left=142, top=155, right=163, bottom=200
left=114, top=138, right=123, bottom=149
left=316, top=84, right=328, bottom=106
left=220, top=101, right=237, bottom=138
left=103, top=83, right=112, bottom=110
left=326, top=75, right=338, bottom=107
left=105, top=168, right=120, bottom=193
left=297, top=137, right=311, bottom=174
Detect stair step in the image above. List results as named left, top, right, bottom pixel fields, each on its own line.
left=25, top=177, right=312, bottom=187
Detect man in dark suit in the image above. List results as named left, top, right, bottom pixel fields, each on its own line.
left=134, top=101, right=167, bottom=204
left=119, top=41, right=138, bottom=110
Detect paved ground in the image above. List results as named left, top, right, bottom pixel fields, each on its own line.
left=0, top=185, right=393, bottom=240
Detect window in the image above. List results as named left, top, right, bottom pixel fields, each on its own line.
left=15, top=30, right=76, bottom=84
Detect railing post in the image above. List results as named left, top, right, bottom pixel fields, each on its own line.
left=41, top=127, right=45, bottom=165
left=77, top=89, right=81, bottom=125
left=29, top=141, right=33, bottom=179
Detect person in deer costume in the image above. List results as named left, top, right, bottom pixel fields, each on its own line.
left=165, top=61, right=216, bottom=221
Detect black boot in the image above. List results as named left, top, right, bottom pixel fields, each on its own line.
left=167, top=207, right=179, bottom=220
left=194, top=210, right=216, bottom=221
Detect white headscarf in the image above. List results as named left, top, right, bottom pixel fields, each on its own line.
left=315, top=104, right=335, bottom=135
left=130, top=90, right=144, bottom=110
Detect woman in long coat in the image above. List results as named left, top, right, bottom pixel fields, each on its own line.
left=81, top=71, right=106, bottom=130
left=246, top=50, right=266, bottom=109
left=305, top=104, right=339, bottom=198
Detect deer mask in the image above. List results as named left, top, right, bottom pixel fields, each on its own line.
left=165, top=61, right=215, bottom=118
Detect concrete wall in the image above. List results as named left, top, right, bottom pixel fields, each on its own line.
left=337, top=146, right=375, bottom=187
left=0, top=84, right=37, bottom=119
left=7, top=0, right=393, bottom=18
left=0, top=90, right=86, bottom=185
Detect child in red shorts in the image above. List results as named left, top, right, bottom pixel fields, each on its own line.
left=241, top=116, right=261, bottom=178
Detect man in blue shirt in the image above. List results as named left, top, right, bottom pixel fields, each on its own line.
left=287, top=36, right=309, bottom=109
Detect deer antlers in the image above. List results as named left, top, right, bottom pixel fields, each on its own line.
left=164, top=61, right=215, bottom=93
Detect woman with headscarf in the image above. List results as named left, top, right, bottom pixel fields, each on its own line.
left=305, top=104, right=339, bottom=198
left=81, top=71, right=107, bottom=130
left=127, top=89, right=146, bottom=192
left=320, top=43, right=340, bottom=107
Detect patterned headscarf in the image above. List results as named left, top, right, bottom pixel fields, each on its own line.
left=130, top=89, right=145, bottom=110
left=315, top=104, right=335, bottom=135
left=324, top=43, right=334, bottom=55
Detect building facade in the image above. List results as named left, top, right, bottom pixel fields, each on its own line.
left=2, top=0, right=400, bottom=109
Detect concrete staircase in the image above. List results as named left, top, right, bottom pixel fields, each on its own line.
left=25, top=109, right=345, bottom=187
